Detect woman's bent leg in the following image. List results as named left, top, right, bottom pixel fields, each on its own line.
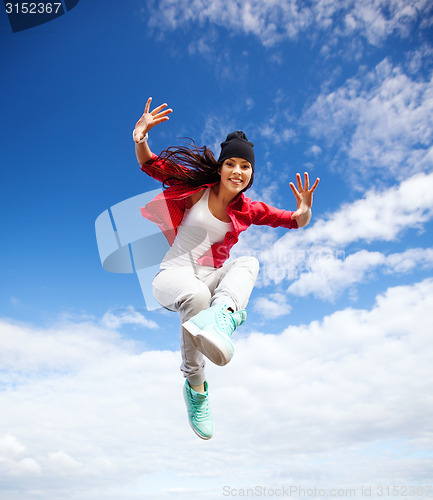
left=181, top=257, right=259, bottom=366
left=200, top=256, right=260, bottom=311
left=152, top=268, right=212, bottom=385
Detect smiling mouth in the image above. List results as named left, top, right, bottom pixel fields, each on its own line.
left=229, top=178, right=243, bottom=185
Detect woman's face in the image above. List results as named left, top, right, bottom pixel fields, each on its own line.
left=218, top=157, right=253, bottom=194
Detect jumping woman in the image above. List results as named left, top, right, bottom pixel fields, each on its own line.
left=133, top=98, right=319, bottom=440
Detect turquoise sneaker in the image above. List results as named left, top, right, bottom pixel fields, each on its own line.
left=183, top=380, right=214, bottom=440
left=182, top=303, right=247, bottom=366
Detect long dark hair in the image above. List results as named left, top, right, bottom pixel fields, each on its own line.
left=147, top=139, right=254, bottom=192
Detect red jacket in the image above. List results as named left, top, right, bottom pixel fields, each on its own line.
left=140, top=154, right=298, bottom=268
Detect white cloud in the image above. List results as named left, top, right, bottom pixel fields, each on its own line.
left=304, top=58, right=433, bottom=180
left=288, top=248, right=385, bottom=300
left=48, top=451, right=81, bottom=474
left=405, top=43, right=433, bottom=75
left=199, top=115, right=235, bottom=155
left=101, top=306, right=159, bottom=330
left=303, top=171, right=433, bottom=245
left=0, top=319, right=125, bottom=373
left=288, top=247, right=433, bottom=300
left=253, top=292, right=292, bottom=318
left=308, top=145, right=322, bottom=157
left=260, top=124, right=296, bottom=144
left=245, top=97, right=255, bottom=111
left=0, top=435, right=26, bottom=456
left=145, top=0, right=432, bottom=48
left=1, top=278, right=433, bottom=498
left=339, top=0, right=423, bottom=45
left=383, top=247, right=433, bottom=273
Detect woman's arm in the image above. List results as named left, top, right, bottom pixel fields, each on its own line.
left=133, top=97, right=172, bottom=166
left=289, top=172, right=320, bottom=228
left=135, top=138, right=153, bottom=166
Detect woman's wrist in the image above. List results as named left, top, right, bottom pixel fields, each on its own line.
left=134, top=130, right=153, bottom=165
left=296, top=208, right=312, bottom=227
left=133, top=129, right=148, bottom=144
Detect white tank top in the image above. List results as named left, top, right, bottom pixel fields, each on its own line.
left=160, top=188, right=233, bottom=270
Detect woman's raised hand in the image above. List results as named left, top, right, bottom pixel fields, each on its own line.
left=290, top=172, right=320, bottom=222
left=134, top=97, right=173, bottom=143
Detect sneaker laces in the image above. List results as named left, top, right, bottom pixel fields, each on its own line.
left=216, top=308, right=237, bottom=337
left=216, top=306, right=246, bottom=336
left=191, top=393, right=211, bottom=422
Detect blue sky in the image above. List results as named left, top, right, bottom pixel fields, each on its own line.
left=1, top=1, right=433, bottom=499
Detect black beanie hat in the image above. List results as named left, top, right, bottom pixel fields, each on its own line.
left=218, top=131, right=255, bottom=169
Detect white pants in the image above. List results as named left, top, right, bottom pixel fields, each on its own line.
left=152, top=256, right=259, bottom=385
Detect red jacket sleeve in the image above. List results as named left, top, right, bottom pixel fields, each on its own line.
left=249, top=200, right=298, bottom=229
left=140, top=153, right=189, bottom=185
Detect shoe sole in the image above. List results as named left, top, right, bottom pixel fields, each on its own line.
left=182, top=320, right=233, bottom=366
left=183, top=387, right=214, bottom=440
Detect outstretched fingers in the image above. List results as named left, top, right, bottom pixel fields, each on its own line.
left=298, top=172, right=321, bottom=194
left=137, top=98, right=173, bottom=137
left=152, top=115, right=171, bottom=127
left=310, top=176, right=320, bottom=193
left=291, top=172, right=320, bottom=195
left=143, top=97, right=173, bottom=119
left=290, top=172, right=320, bottom=220
left=296, top=172, right=303, bottom=193
left=144, top=97, right=152, bottom=114
left=289, top=181, right=300, bottom=201
left=154, top=107, right=173, bottom=120
left=151, top=102, right=171, bottom=116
